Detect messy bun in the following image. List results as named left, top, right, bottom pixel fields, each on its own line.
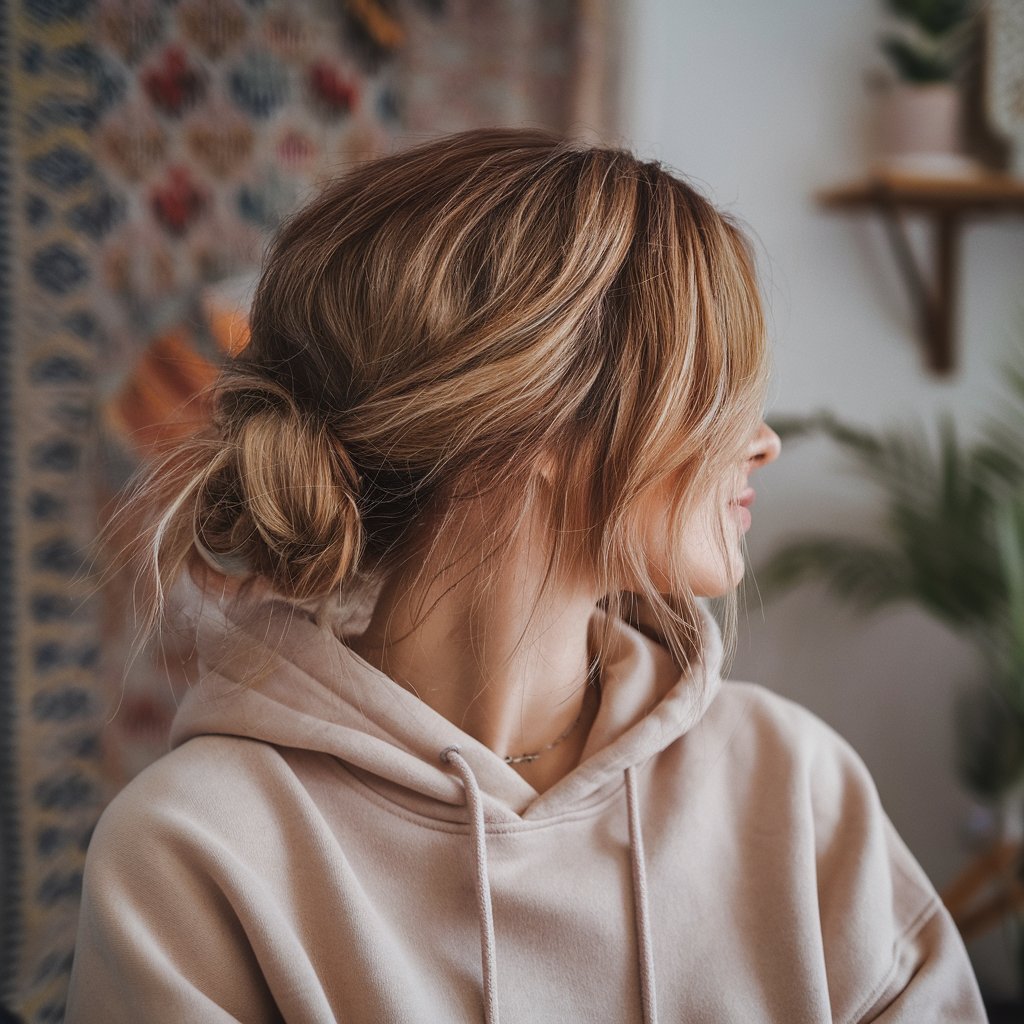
left=193, top=375, right=363, bottom=601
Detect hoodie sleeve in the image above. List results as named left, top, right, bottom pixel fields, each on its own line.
left=804, top=714, right=987, bottom=1024
left=65, top=767, right=281, bottom=1023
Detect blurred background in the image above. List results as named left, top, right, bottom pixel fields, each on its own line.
left=2, top=0, right=1024, bottom=1020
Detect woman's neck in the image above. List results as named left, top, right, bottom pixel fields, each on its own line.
left=347, top=509, right=602, bottom=793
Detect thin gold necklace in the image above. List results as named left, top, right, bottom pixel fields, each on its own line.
left=503, top=659, right=601, bottom=766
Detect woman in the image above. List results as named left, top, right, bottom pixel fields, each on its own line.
left=67, top=129, right=986, bottom=1022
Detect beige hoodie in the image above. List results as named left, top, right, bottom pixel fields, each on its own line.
left=66, top=593, right=986, bottom=1023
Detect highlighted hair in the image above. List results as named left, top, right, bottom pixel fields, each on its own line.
left=122, top=128, right=770, bottom=677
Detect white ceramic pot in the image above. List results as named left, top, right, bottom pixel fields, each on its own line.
left=877, top=82, right=963, bottom=172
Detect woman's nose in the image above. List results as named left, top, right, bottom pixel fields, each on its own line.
left=748, top=421, right=781, bottom=468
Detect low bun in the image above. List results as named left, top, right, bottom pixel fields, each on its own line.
left=196, top=378, right=363, bottom=601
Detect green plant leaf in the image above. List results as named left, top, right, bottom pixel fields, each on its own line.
left=992, top=498, right=1024, bottom=696
left=955, top=684, right=1024, bottom=799
left=764, top=349, right=1024, bottom=802
left=978, top=332, right=1024, bottom=486
left=765, top=407, right=1011, bottom=630
left=880, top=35, right=953, bottom=82
left=770, top=411, right=883, bottom=456
left=758, top=537, right=913, bottom=614
left=884, top=0, right=974, bottom=37
left=996, top=500, right=1024, bottom=621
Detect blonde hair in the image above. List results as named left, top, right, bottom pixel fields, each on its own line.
left=125, top=127, right=770, bottom=677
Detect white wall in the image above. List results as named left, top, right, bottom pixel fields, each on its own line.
left=619, top=0, right=1023, bottom=999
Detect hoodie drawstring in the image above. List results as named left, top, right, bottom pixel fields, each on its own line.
left=441, top=747, right=500, bottom=1024
left=625, top=765, right=658, bottom=1024
left=441, top=747, right=658, bottom=1024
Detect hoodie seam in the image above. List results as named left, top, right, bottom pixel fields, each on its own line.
left=839, top=893, right=941, bottom=1024
left=333, top=756, right=630, bottom=834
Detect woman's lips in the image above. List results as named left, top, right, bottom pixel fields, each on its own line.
left=729, top=488, right=755, bottom=529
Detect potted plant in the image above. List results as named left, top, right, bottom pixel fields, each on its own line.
left=876, top=0, right=978, bottom=174
left=757, top=339, right=1024, bottom=1004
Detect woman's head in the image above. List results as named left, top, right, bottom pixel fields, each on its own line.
left=137, top=127, right=774, bottom=671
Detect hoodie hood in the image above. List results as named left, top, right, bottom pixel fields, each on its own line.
left=169, top=590, right=724, bottom=824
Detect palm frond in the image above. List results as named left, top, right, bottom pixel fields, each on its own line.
left=769, top=411, right=883, bottom=458
left=974, top=432, right=1024, bottom=493
left=993, top=498, right=1024, bottom=706
left=955, top=685, right=1024, bottom=799
left=997, top=498, right=1024, bottom=626
left=767, top=408, right=1009, bottom=633
left=758, top=537, right=913, bottom=614
left=977, top=329, right=1024, bottom=485
left=765, top=363, right=1024, bottom=803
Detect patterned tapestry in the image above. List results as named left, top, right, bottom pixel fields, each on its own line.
left=0, top=1, right=588, bottom=1020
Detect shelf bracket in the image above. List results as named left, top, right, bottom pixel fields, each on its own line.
left=871, top=184, right=961, bottom=374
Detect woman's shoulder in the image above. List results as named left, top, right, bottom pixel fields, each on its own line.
left=707, top=678, right=870, bottom=771
left=88, top=734, right=293, bottom=858
left=702, top=682, right=985, bottom=1020
left=69, top=736, right=316, bottom=1022
left=702, top=679, right=941, bottom=915
left=696, top=680, right=916, bottom=866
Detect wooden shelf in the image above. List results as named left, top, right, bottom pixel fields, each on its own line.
left=819, top=171, right=1024, bottom=211
left=817, top=171, right=1024, bottom=374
